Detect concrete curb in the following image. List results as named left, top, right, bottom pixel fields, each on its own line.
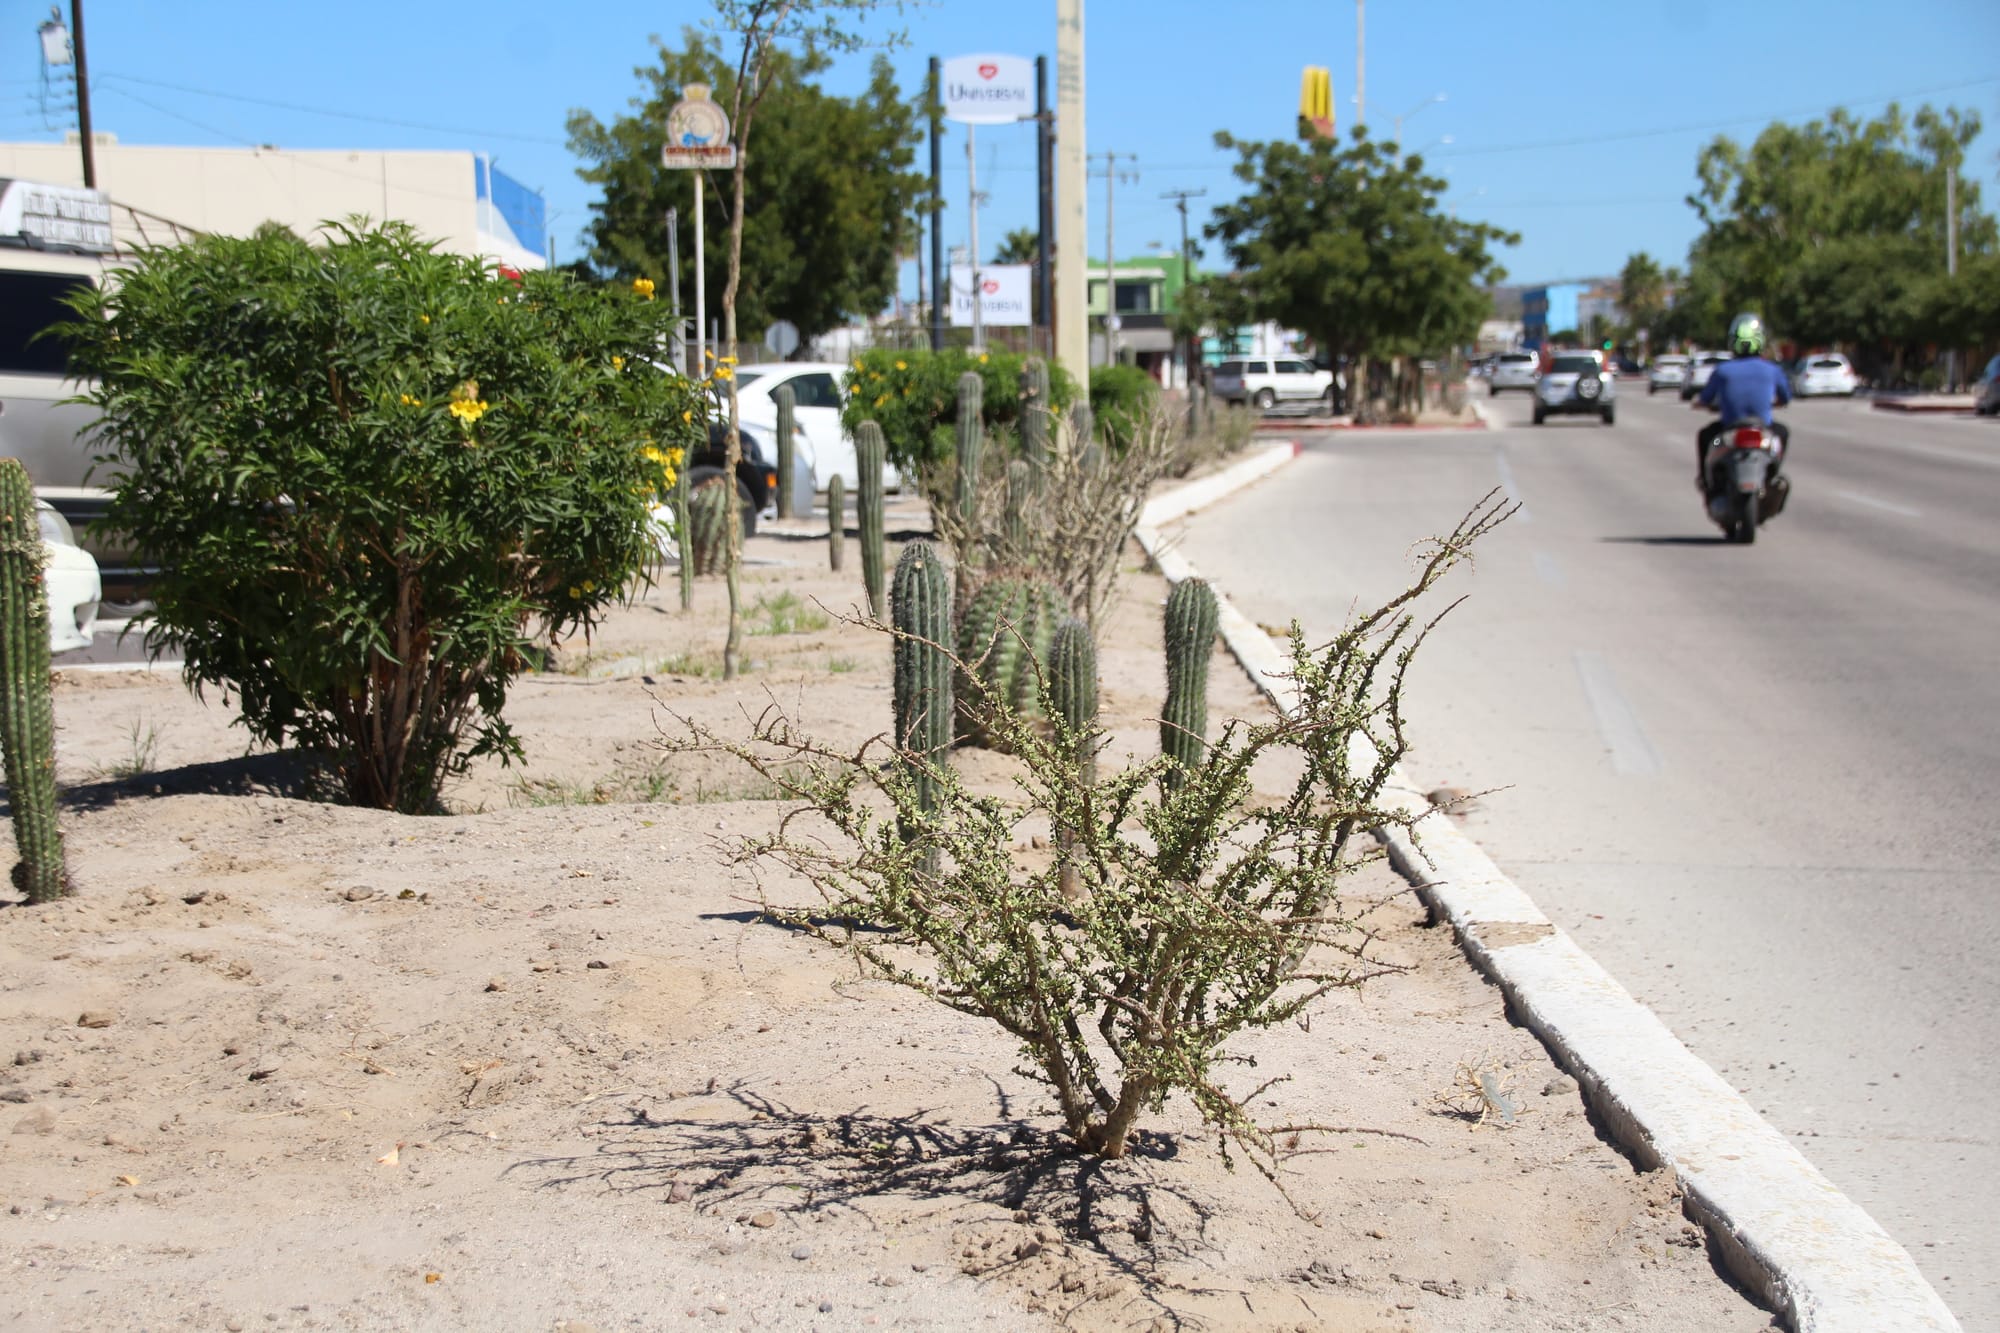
left=1133, top=452, right=1962, bottom=1333
left=1870, top=398, right=1975, bottom=414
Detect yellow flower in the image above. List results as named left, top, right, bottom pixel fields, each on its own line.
left=666, top=447, right=684, bottom=466
left=712, top=364, right=733, bottom=382
left=582, top=580, right=596, bottom=593
left=849, top=383, right=860, bottom=396
left=398, top=393, right=420, bottom=407
left=894, top=360, right=907, bottom=371
left=682, top=409, right=693, bottom=423
left=611, top=355, right=625, bottom=370
left=449, top=399, right=490, bottom=424
left=418, top=314, right=430, bottom=325
left=874, top=394, right=889, bottom=408
left=720, top=355, right=738, bottom=366
left=978, top=353, right=989, bottom=364
left=632, top=277, right=656, bottom=300
left=567, top=586, right=580, bottom=598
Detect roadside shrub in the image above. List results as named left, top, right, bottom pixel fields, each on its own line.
left=1088, top=363, right=1158, bottom=454
left=669, top=496, right=1511, bottom=1175
left=63, top=220, right=706, bottom=812
left=841, top=348, right=1077, bottom=473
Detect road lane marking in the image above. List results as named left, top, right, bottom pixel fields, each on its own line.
left=1834, top=489, right=1922, bottom=519
left=1533, top=551, right=1566, bottom=587
left=1573, top=650, right=1663, bottom=776
left=1494, top=450, right=1533, bottom=523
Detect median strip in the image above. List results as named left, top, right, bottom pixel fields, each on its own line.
left=1134, top=446, right=1962, bottom=1333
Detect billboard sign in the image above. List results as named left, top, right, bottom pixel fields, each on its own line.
left=663, top=84, right=737, bottom=169
left=941, top=54, right=1034, bottom=125
left=0, top=179, right=112, bottom=252
left=949, top=264, right=1032, bottom=327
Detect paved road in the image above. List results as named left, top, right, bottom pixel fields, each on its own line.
left=1173, top=387, right=2000, bottom=1328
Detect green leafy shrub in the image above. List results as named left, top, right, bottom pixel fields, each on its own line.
left=840, top=348, right=1077, bottom=472
left=63, top=220, right=706, bottom=813
left=1088, top=363, right=1159, bottom=454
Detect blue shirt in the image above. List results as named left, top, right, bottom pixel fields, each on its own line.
left=1700, top=355, right=1792, bottom=425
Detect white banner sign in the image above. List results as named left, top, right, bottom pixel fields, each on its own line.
left=941, top=54, right=1034, bottom=125
left=0, top=179, right=112, bottom=252
left=949, top=264, right=1032, bottom=327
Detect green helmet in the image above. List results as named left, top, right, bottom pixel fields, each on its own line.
left=1728, top=312, right=1767, bottom=357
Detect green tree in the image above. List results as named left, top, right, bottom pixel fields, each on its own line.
left=1203, top=128, right=1515, bottom=390
left=62, top=222, right=704, bottom=813
left=992, top=226, right=1038, bottom=266
left=1676, top=104, right=1993, bottom=358
left=1618, top=251, right=1668, bottom=345
left=565, top=27, right=922, bottom=343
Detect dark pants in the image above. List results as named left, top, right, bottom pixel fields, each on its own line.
left=1698, top=419, right=1790, bottom=489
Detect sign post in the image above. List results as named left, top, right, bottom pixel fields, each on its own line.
left=940, top=54, right=1036, bottom=353
left=662, top=85, right=737, bottom=379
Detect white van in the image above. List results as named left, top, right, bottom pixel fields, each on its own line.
left=0, top=179, right=131, bottom=593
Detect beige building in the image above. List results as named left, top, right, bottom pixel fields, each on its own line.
left=0, top=135, right=547, bottom=270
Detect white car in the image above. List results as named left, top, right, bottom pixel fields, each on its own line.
left=734, top=361, right=904, bottom=495
left=1533, top=351, right=1616, bottom=425
left=1488, top=351, right=1540, bottom=394
left=1794, top=353, right=1859, bottom=397
left=1680, top=351, right=1731, bottom=401
left=33, top=501, right=99, bottom=655
left=1647, top=354, right=1690, bottom=394
left=1210, top=356, right=1335, bottom=412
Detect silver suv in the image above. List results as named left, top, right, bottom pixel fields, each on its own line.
left=1488, top=350, right=1540, bottom=393
left=1534, top=352, right=1617, bottom=425
left=1210, top=356, right=1335, bottom=411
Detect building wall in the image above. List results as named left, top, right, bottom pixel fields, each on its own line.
left=1521, top=281, right=1588, bottom=348
left=0, top=141, right=542, bottom=269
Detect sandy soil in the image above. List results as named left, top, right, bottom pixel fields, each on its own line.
left=0, top=500, right=1775, bottom=1332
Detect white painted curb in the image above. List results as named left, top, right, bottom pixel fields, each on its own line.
left=1134, top=450, right=1962, bottom=1333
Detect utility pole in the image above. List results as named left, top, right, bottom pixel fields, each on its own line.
left=666, top=206, right=683, bottom=370
left=1161, top=187, right=1205, bottom=408
left=1035, top=55, right=1053, bottom=353
left=1091, top=150, right=1135, bottom=365
left=70, top=0, right=96, bottom=188
left=967, top=125, right=986, bottom=348
left=1354, top=0, right=1365, bottom=130
left=1054, top=0, right=1089, bottom=378
left=928, top=56, right=945, bottom=352
left=1946, top=160, right=1959, bottom=389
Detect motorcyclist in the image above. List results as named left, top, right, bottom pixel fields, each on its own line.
left=1696, top=312, right=1791, bottom=492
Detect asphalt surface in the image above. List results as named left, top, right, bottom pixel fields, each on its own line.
left=1171, top=386, right=2000, bottom=1329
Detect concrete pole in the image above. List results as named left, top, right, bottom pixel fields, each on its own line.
left=1354, top=0, right=1365, bottom=129
left=71, top=1, right=96, bottom=189
left=1104, top=153, right=1117, bottom=366
left=968, top=123, right=984, bottom=349
left=694, top=172, right=706, bottom=380
left=1054, top=0, right=1089, bottom=380
left=929, top=56, right=945, bottom=352
left=1946, top=162, right=1958, bottom=389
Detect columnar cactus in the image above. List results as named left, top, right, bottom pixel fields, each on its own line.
left=0, top=459, right=69, bottom=902
left=891, top=542, right=954, bottom=848
left=826, top=473, right=846, bottom=573
left=773, top=384, right=797, bottom=520
left=955, top=577, right=1064, bottom=747
left=1046, top=615, right=1098, bottom=902
left=954, top=371, right=984, bottom=552
left=673, top=461, right=694, bottom=610
left=856, top=421, right=887, bottom=618
left=1070, top=401, right=1095, bottom=457
left=1020, top=358, right=1051, bottom=477
left=1161, top=578, right=1219, bottom=788
left=1003, top=458, right=1033, bottom=560
left=689, top=477, right=732, bottom=577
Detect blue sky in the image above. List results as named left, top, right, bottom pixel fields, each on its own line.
left=6, top=0, right=1997, bottom=297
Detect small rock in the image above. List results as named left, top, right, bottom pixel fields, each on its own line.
left=484, top=978, right=509, bottom=993
left=791, top=1244, right=813, bottom=1261
left=749, top=1210, right=778, bottom=1228
left=1370, top=1053, right=1388, bottom=1063
left=880, top=1275, right=903, bottom=1288
left=226, top=1321, right=244, bottom=1332
left=343, top=886, right=374, bottom=902
left=1030, top=835, right=1047, bottom=850
left=1060, top=1270, right=1085, bottom=1292
left=586, top=960, right=609, bottom=970
left=76, top=1011, right=116, bottom=1030
left=1014, top=1240, right=1043, bottom=1260
left=556, top=1323, right=604, bottom=1333
left=11, top=1107, right=55, bottom=1136
left=247, top=1065, right=280, bottom=1082
left=221, top=1044, right=241, bottom=1057
left=668, top=1181, right=695, bottom=1203
left=13, top=1051, right=41, bottom=1066
left=1542, top=1075, right=1579, bottom=1097
left=1365, top=1227, right=1386, bottom=1240
left=0, top=1089, right=31, bottom=1104
left=707, top=1303, right=729, bottom=1316
left=819, top=1303, right=834, bottom=1314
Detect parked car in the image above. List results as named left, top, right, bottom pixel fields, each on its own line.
left=1975, top=354, right=2000, bottom=416
left=1793, top=352, right=1860, bottom=397
left=1210, top=356, right=1335, bottom=412
left=1488, top=351, right=1540, bottom=394
left=1533, top=352, right=1616, bottom=425
left=732, top=361, right=900, bottom=495
left=33, top=500, right=99, bottom=655
left=1680, top=351, right=1731, bottom=401
left=1647, top=354, right=1690, bottom=395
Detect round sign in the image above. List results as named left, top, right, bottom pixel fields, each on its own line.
left=666, top=85, right=731, bottom=150
left=1104, top=314, right=1123, bottom=332
left=763, top=320, right=801, bottom=358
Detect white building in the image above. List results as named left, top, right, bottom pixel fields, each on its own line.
left=0, top=136, right=546, bottom=270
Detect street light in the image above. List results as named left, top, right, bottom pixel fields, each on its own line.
left=1393, top=92, right=1446, bottom=144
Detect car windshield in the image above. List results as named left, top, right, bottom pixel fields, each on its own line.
left=1549, top=356, right=1597, bottom=374
left=1809, top=358, right=1845, bottom=369
left=734, top=369, right=767, bottom=386
left=1500, top=354, right=1534, bottom=364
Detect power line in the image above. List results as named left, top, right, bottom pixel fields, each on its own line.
left=94, top=71, right=566, bottom=146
